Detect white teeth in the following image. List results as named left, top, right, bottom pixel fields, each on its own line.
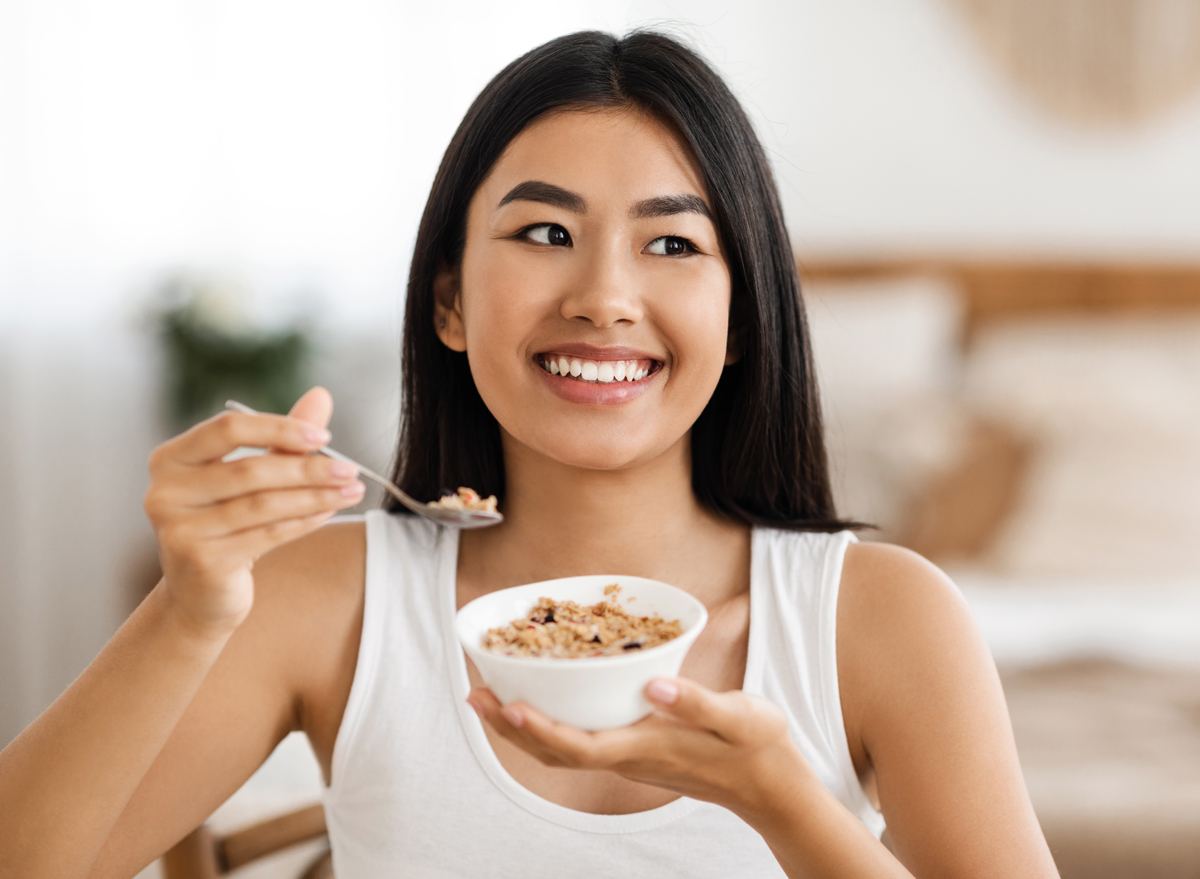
left=540, top=356, right=654, bottom=383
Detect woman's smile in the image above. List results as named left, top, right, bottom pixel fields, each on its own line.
left=537, top=354, right=656, bottom=384
left=532, top=345, right=663, bottom=405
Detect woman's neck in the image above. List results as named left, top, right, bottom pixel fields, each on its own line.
left=457, top=432, right=751, bottom=608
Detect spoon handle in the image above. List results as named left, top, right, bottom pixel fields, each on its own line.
left=316, top=445, right=421, bottom=511
left=221, top=400, right=426, bottom=515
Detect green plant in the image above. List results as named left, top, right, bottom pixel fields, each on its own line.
left=157, top=278, right=314, bottom=430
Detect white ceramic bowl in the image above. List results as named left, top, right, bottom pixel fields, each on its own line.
left=456, top=574, right=708, bottom=730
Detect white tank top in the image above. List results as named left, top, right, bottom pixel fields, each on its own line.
left=323, top=511, right=884, bottom=877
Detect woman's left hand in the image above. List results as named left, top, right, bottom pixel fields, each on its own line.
left=466, top=678, right=813, bottom=822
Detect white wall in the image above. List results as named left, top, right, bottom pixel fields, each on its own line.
left=700, top=0, right=1200, bottom=256
left=3, top=0, right=1200, bottom=744
left=3, top=0, right=1198, bottom=317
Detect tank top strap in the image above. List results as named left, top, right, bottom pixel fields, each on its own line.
left=749, top=527, right=883, bottom=836
left=327, top=509, right=446, bottom=795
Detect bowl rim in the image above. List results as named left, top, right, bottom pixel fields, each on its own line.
left=456, top=575, right=709, bottom=668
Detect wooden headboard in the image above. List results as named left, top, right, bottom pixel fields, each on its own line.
left=795, top=256, right=1200, bottom=561
left=797, top=257, right=1200, bottom=337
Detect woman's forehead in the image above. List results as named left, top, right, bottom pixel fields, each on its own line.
left=476, top=107, right=710, bottom=212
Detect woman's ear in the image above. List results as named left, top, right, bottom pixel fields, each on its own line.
left=433, top=262, right=467, bottom=352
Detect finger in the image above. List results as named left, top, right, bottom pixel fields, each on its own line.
left=211, top=509, right=338, bottom=562
left=471, top=689, right=650, bottom=770
left=163, top=411, right=331, bottom=468
left=468, top=689, right=573, bottom=767
left=644, top=678, right=753, bottom=743
left=287, top=386, right=333, bottom=429
left=166, top=453, right=359, bottom=506
left=183, top=483, right=365, bottom=539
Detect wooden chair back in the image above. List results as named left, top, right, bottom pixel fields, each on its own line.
left=161, top=803, right=331, bottom=879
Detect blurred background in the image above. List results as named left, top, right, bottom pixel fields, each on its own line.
left=2, top=0, right=1199, bottom=876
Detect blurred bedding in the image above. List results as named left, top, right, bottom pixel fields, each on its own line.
left=1002, top=658, right=1200, bottom=879
left=803, top=259, right=1200, bottom=879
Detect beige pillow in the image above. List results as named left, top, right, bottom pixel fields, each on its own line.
left=803, top=274, right=969, bottom=536
left=964, top=313, right=1200, bottom=578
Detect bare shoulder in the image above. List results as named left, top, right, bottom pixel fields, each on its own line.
left=244, top=517, right=366, bottom=655
left=840, top=540, right=969, bottom=622
left=254, top=516, right=366, bottom=598
left=836, top=541, right=990, bottom=750
left=838, top=541, right=980, bottom=673
left=836, top=542, right=1057, bottom=876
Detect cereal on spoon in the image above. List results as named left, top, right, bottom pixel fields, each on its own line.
left=428, top=486, right=498, bottom=514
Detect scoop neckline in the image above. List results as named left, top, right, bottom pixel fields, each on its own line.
left=441, top=527, right=765, bottom=834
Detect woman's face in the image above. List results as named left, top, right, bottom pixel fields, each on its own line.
left=439, top=107, right=733, bottom=472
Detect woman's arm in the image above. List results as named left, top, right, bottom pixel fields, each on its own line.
left=835, top=543, right=1059, bottom=877
left=87, top=520, right=364, bottom=879
left=0, top=585, right=238, bottom=877
left=0, top=389, right=365, bottom=878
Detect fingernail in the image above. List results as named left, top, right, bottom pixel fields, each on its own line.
left=500, top=705, right=524, bottom=728
left=466, top=699, right=484, bottom=719
left=339, top=481, right=365, bottom=497
left=647, top=679, right=680, bottom=705
left=304, top=426, right=332, bottom=445
left=330, top=461, right=357, bottom=479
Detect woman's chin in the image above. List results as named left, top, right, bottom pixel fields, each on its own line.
left=536, top=443, right=653, bottom=473
left=502, top=427, right=676, bottom=475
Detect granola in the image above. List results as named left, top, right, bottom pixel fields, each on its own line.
left=483, top=588, right=682, bottom=658
left=428, top=486, right=498, bottom=514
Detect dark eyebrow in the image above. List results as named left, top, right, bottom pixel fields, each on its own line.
left=497, top=180, right=586, bottom=213
left=631, top=194, right=712, bottom=220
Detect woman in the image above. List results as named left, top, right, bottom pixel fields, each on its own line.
left=0, top=30, right=1059, bottom=878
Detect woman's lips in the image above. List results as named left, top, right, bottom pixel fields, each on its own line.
left=534, top=353, right=660, bottom=405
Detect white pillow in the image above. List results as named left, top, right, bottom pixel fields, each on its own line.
left=803, top=274, right=968, bottom=534
left=804, top=274, right=965, bottom=416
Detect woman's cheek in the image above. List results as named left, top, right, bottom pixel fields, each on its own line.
left=661, top=286, right=731, bottom=390
left=462, top=253, right=552, bottom=367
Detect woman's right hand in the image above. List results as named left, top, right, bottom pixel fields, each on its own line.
left=142, top=386, right=365, bottom=640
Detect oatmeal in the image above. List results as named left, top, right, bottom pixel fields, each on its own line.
left=428, top=486, right=498, bottom=514
left=483, top=589, right=682, bottom=658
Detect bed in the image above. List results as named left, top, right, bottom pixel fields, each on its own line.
left=800, top=255, right=1200, bottom=879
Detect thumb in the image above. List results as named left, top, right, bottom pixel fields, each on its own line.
left=645, top=678, right=750, bottom=742
left=288, top=386, right=333, bottom=430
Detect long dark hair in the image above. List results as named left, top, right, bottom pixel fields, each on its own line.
left=389, top=30, right=851, bottom=531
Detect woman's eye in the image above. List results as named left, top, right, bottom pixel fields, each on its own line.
left=646, top=236, right=693, bottom=256
left=524, top=224, right=571, bottom=246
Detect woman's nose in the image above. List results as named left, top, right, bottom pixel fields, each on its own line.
left=558, top=246, right=644, bottom=328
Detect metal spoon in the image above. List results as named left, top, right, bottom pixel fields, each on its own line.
left=223, top=400, right=503, bottom=529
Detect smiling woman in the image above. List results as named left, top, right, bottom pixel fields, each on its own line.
left=393, top=32, right=839, bottom=530
left=0, top=29, right=1058, bottom=879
